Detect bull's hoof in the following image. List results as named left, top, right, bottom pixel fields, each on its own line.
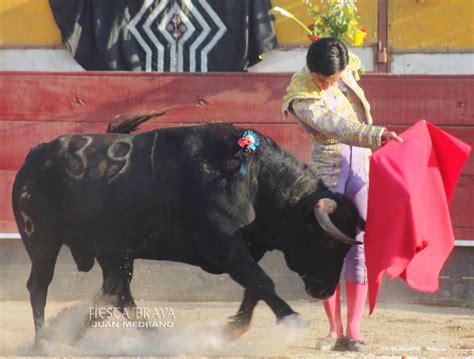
left=31, top=337, right=49, bottom=355
left=223, top=315, right=251, bottom=341
left=70, top=314, right=97, bottom=343
left=277, top=313, right=310, bottom=329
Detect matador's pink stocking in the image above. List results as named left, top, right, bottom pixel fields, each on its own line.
left=345, top=281, right=368, bottom=341
left=322, top=283, right=343, bottom=339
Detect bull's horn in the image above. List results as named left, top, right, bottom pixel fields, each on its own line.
left=314, top=198, right=361, bottom=245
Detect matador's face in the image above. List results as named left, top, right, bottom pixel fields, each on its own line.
left=311, top=71, right=342, bottom=90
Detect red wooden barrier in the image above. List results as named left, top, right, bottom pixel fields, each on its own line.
left=1, top=72, right=472, bottom=239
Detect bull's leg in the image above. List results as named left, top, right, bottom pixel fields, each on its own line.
left=72, top=256, right=136, bottom=342
left=92, top=256, right=157, bottom=333
left=96, top=256, right=136, bottom=310
left=225, top=241, right=297, bottom=322
left=225, top=243, right=268, bottom=339
left=26, top=243, right=61, bottom=340
left=225, top=243, right=267, bottom=339
left=224, top=288, right=259, bottom=339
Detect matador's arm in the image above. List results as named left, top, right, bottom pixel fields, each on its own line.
left=291, top=98, right=386, bottom=148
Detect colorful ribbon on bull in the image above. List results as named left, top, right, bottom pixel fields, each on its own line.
left=237, top=130, right=260, bottom=175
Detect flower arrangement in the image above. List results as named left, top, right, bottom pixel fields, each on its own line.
left=273, top=0, right=367, bottom=46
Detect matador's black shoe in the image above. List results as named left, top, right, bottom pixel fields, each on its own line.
left=343, top=338, right=368, bottom=352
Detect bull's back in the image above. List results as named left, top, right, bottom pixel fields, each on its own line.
left=12, top=124, right=255, bottom=257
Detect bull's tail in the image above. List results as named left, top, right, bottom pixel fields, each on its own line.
left=11, top=142, right=55, bottom=257
left=106, top=111, right=166, bottom=134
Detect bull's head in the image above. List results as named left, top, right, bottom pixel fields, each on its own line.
left=284, top=181, right=364, bottom=300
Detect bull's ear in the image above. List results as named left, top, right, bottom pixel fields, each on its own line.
left=316, top=179, right=329, bottom=192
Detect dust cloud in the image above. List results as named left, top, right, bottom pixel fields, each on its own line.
left=3, top=300, right=307, bottom=357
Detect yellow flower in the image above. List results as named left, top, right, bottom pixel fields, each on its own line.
left=274, top=0, right=367, bottom=47
left=352, top=29, right=366, bottom=46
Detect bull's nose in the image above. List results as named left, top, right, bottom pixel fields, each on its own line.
left=319, top=289, right=330, bottom=299
left=305, top=287, right=332, bottom=299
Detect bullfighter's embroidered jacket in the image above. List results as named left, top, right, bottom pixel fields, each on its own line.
left=282, top=53, right=386, bottom=189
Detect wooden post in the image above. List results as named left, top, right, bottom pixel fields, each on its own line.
left=377, top=0, right=389, bottom=73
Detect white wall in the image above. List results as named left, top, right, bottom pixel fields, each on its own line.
left=0, top=49, right=83, bottom=71
left=1, top=48, right=472, bottom=75
left=249, top=47, right=375, bottom=73
left=391, top=53, right=474, bottom=75
left=249, top=48, right=474, bottom=75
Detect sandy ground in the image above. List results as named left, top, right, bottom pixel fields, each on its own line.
left=0, top=299, right=473, bottom=358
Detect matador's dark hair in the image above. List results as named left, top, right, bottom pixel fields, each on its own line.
left=306, top=37, right=349, bottom=75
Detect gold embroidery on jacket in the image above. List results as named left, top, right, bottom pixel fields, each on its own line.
left=282, top=53, right=387, bottom=188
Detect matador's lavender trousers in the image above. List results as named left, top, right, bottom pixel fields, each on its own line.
left=334, top=145, right=368, bottom=284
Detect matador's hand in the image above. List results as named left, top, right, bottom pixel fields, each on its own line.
left=382, top=130, right=404, bottom=144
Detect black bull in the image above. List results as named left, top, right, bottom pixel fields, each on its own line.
left=12, top=120, right=363, bottom=338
